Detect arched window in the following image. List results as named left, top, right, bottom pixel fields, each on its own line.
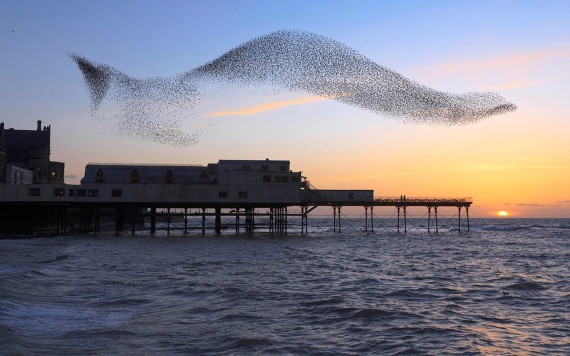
left=165, top=169, right=174, bottom=184
left=131, top=169, right=139, bottom=183
left=95, top=169, right=104, bottom=183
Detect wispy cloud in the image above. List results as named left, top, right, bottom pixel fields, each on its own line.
left=482, top=79, right=540, bottom=92
left=420, top=46, right=570, bottom=91
left=517, top=203, right=547, bottom=207
left=435, top=47, right=570, bottom=76
left=557, top=200, right=570, bottom=204
left=205, top=95, right=334, bottom=118
left=458, top=164, right=569, bottom=172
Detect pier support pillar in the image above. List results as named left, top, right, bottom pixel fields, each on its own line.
left=371, top=206, right=374, bottom=232
left=337, top=206, right=341, bottom=233
left=428, top=206, right=432, bottom=235
left=283, top=207, right=289, bottom=233
left=150, top=208, right=156, bottom=235
left=397, top=206, right=401, bottom=233
left=333, top=206, right=337, bottom=233
left=466, top=206, right=470, bottom=232
left=332, top=206, right=342, bottom=233
left=458, top=206, right=462, bottom=233
left=403, top=206, right=407, bottom=234
left=245, top=208, right=254, bottom=233
left=184, top=208, right=188, bottom=235
left=166, top=208, right=170, bottom=236
left=435, top=206, right=439, bottom=234
left=235, top=208, right=240, bottom=235
left=269, top=208, right=274, bottom=234
left=202, top=208, right=206, bottom=235
left=95, top=207, right=100, bottom=235
left=300, top=206, right=305, bottom=234
left=131, top=208, right=136, bottom=236
left=115, top=207, right=124, bottom=236
left=215, top=207, right=222, bottom=235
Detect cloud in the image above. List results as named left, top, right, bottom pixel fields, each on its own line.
left=517, top=203, right=547, bottom=207
left=557, top=200, right=570, bottom=204
left=435, top=47, right=570, bottom=76
left=65, top=173, right=78, bottom=179
left=205, top=95, right=334, bottom=118
left=458, top=164, right=569, bottom=172
left=420, top=45, right=570, bottom=91
left=482, top=79, right=541, bottom=92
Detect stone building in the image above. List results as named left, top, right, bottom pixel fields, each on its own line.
left=0, top=120, right=65, bottom=184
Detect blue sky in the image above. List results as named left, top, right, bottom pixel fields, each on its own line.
left=1, top=0, right=569, bottom=216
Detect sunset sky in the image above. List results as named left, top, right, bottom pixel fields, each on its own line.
left=1, top=0, right=569, bottom=217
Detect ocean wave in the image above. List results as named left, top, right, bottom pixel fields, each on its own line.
left=386, top=289, right=436, bottom=299
left=507, top=280, right=548, bottom=291
left=1, top=223, right=569, bottom=355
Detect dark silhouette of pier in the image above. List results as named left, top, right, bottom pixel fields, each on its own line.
left=0, top=193, right=471, bottom=236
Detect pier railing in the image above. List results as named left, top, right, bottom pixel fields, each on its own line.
left=374, top=196, right=472, bottom=205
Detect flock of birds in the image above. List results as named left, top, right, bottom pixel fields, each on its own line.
left=72, top=30, right=516, bottom=146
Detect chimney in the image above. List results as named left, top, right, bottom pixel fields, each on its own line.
left=37, top=120, right=42, bottom=131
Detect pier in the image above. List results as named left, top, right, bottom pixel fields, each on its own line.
left=0, top=185, right=471, bottom=236
left=0, top=153, right=472, bottom=236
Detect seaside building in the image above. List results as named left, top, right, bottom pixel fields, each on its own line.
left=79, top=159, right=309, bottom=204
left=0, top=121, right=65, bottom=184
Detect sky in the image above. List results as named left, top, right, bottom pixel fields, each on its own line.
left=1, top=0, right=569, bottom=218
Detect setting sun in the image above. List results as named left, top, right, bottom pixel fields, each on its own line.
left=498, top=211, right=508, bottom=217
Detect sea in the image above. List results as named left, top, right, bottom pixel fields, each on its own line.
left=1, top=218, right=569, bottom=355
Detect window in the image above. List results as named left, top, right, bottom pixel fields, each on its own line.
left=279, top=165, right=287, bottom=172
left=112, top=189, right=122, bottom=197
left=238, top=191, right=247, bottom=198
left=77, top=189, right=87, bottom=197
left=29, top=188, right=40, bottom=196
left=219, top=191, right=228, bottom=198
left=281, top=176, right=289, bottom=183
left=131, top=169, right=139, bottom=183
left=263, top=176, right=271, bottom=183
left=69, top=189, right=75, bottom=197
left=166, top=170, right=174, bottom=183
left=37, top=166, right=44, bottom=180
left=53, top=188, right=65, bottom=196
left=261, top=165, right=268, bottom=171
left=242, top=165, right=250, bottom=171
left=88, top=189, right=99, bottom=197
left=95, top=169, right=104, bottom=183
left=273, top=176, right=281, bottom=183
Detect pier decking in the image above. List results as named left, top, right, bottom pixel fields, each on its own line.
left=0, top=183, right=471, bottom=235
